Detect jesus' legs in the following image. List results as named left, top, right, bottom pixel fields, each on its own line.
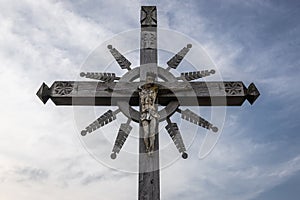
left=142, top=120, right=150, bottom=152
left=149, top=118, right=157, bottom=154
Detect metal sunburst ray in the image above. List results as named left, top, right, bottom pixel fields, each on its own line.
left=177, top=108, right=218, bottom=133
left=81, top=109, right=121, bottom=136
left=165, top=118, right=188, bottom=159
left=80, top=72, right=120, bottom=82
left=110, top=119, right=133, bottom=159
left=179, top=69, right=216, bottom=81
left=107, top=45, right=132, bottom=71
left=166, top=44, right=192, bottom=71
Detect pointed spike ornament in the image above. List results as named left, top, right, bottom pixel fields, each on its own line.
left=111, top=122, right=133, bottom=159
left=81, top=109, right=119, bottom=136
left=107, top=45, right=132, bottom=70
left=167, top=44, right=192, bottom=70
left=165, top=118, right=188, bottom=159
left=36, top=82, right=50, bottom=104
left=179, top=109, right=218, bottom=132
left=246, top=83, right=260, bottom=105
left=80, top=72, right=120, bottom=82
left=180, top=69, right=216, bottom=81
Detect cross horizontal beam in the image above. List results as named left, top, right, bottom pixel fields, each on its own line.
left=37, top=81, right=259, bottom=106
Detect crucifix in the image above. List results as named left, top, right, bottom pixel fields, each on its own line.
left=36, top=6, right=259, bottom=200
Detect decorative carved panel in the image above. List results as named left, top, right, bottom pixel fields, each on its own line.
left=141, top=6, right=157, bottom=26
left=53, top=82, right=74, bottom=95
left=141, top=31, right=157, bottom=49
left=224, top=82, right=243, bottom=95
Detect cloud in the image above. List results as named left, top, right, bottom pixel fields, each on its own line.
left=14, top=167, right=49, bottom=182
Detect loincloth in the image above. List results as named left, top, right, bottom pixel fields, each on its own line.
left=141, top=109, right=160, bottom=121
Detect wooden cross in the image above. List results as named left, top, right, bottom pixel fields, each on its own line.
left=36, top=6, right=259, bottom=200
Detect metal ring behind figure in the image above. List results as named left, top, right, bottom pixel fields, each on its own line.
left=113, top=66, right=180, bottom=123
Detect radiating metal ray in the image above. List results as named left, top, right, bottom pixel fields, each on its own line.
left=81, top=109, right=120, bottom=136
left=180, top=69, right=216, bottom=81
left=166, top=44, right=192, bottom=70
left=80, top=72, right=120, bottom=82
left=110, top=119, right=132, bottom=159
left=177, top=108, right=218, bottom=132
left=107, top=45, right=132, bottom=70
left=165, top=118, right=188, bottom=159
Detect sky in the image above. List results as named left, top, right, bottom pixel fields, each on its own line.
left=0, top=0, right=300, bottom=199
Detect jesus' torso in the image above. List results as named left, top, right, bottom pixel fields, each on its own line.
left=139, top=83, right=159, bottom=120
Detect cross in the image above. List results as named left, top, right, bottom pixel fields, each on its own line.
left=36, top=6, right=259, bottom=200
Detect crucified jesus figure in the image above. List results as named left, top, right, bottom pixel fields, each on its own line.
left=139, top=72, right=159, bottom=156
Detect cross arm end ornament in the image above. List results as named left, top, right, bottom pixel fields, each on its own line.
left=36, top=82, right=50, bottom=104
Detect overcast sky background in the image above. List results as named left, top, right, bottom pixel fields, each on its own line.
left=0, top=0, right=300, bottom=199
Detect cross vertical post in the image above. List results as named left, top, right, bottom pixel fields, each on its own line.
left=139, top=6, right=160, bottom=200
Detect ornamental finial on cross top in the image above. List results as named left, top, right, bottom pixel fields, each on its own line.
left=36, top=6, right=259, bottom=200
